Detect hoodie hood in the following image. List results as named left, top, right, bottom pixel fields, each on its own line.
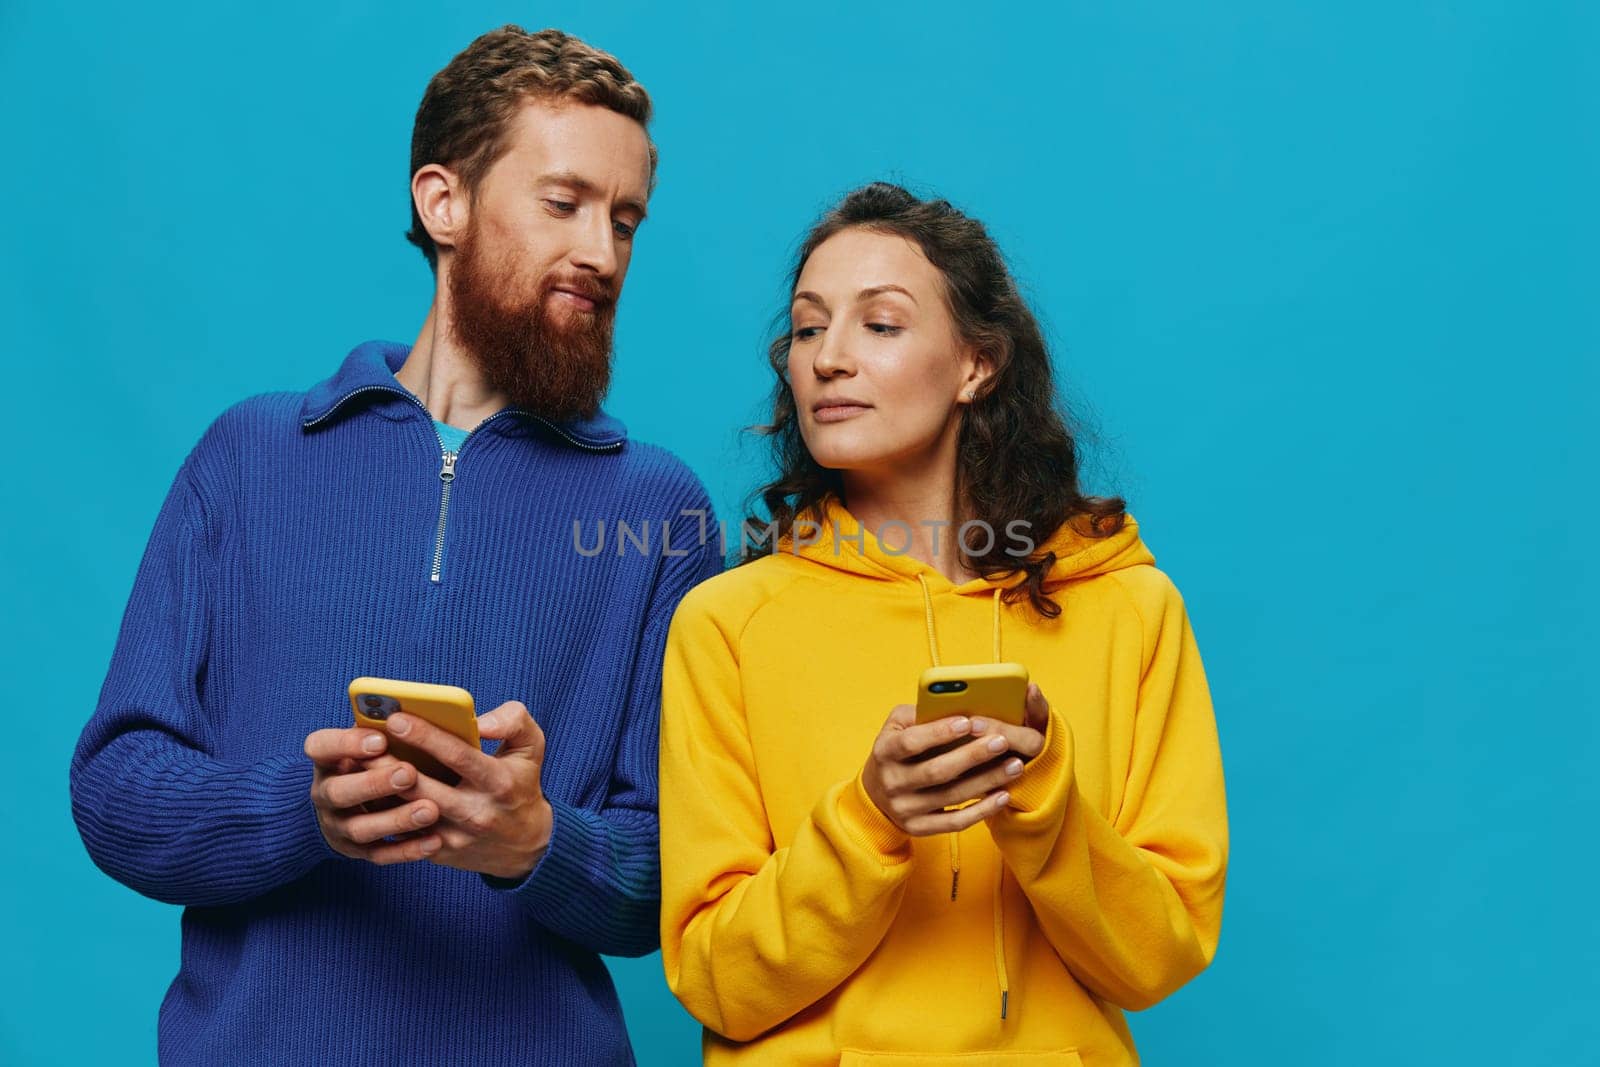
left=782, top=494, right=1154, bottom=593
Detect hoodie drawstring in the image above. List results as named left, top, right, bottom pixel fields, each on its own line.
left=915, top=573, right=1012, bottom=1020
left=993, top=865, right=1011, bottom=1019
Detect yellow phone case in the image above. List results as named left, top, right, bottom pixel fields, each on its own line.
left=349, top=677, right=480, bottom=785
left=916, top=662, right=1030, bottom=726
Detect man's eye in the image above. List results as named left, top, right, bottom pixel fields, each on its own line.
left=614, top=221, right=637, bottom=239
left=545, top=200, right=576, bottom=214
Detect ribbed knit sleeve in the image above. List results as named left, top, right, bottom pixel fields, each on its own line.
left=487, top=492, right=725, bottom=957
left=69, top=458, right=335, bottom=907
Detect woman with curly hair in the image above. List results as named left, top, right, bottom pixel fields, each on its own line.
left=659, top=182, right=1228, bottom=1066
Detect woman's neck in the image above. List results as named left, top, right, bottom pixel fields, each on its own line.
left=841, top=449, right=971, bottom=584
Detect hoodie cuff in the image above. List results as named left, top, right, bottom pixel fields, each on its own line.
left=835, top=773, right=913, bottom=862
left=1004, top=704, right=1076, bottom=814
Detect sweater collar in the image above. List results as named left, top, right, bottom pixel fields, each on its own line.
left=300, top=339, right=629, bottom=450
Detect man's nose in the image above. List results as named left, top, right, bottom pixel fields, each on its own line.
left=569, top=211, right=619, bottom=278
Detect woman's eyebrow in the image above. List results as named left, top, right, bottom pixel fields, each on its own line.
left=792, top=285, right=918, bottom=308
left=858, top=284, right=917, bottom=305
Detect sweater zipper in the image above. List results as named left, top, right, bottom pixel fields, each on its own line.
left=430, top=446, right=457, bottom=583
left=422, top=413, right=621, bottom=583
left=305, top=386, right=625, bottom=582
left=529, top=413, right=626, bottom=454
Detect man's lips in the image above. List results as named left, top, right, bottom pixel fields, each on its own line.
left=550, top=286, right=600, bottom=312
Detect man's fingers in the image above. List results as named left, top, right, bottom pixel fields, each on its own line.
left=320, top=760, right=418, bottom=811
left=361, top=833, right=443, bottom=866
left=338, top=799, right=439, bottom=845
left=396, top=771, right=476, bottom=825
left=305, top=726, right=387, bottom=765
left=479, top=702, right=546, bottom=763
left=387, top=713, right=492, bottom=784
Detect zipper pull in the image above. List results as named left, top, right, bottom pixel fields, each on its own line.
left=440, top=451, right=458, bottom=482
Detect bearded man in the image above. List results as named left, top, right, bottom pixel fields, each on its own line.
left=69, top=26, right=720, bottom=1066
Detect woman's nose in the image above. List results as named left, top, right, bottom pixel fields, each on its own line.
left=812, top=332, right=854, bottom=378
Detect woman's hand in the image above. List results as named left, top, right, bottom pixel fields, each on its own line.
left=859, top=696, right=1024, bottom=835
left=859, top=685, right=1053, bottom=836
left=968, top=682, right=1050, bottom=764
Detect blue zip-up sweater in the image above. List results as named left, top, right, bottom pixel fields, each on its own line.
left=69, top=340, right=723, bottom=1066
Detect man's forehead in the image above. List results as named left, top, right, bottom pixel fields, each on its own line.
left=500, top=99, right=652, bottom=201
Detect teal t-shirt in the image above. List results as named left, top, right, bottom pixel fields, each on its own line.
left=434, top=420, right=469, bottom=454
left=390, top=373, right=470, bottom=453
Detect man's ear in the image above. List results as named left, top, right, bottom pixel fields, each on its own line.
left=412, top=163, right=467, bottom=257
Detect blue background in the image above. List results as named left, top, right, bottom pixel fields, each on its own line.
left=3, top=1, right=1595, bottom=1063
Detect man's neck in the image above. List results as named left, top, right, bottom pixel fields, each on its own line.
left=395, top=303, right=510, bottom=431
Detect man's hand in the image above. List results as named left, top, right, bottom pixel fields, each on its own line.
left=305, top=727, right=442, bottom=864
left=387, top=701, right=554, bottom=882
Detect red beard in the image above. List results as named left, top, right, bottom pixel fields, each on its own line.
left=447, top=224, right=617, bottom=421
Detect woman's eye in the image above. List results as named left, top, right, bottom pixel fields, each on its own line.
left=867, top=323, right=903, bottom=336
left=791, top=326, right=824, bottom=342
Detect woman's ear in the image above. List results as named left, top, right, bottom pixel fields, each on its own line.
left=412, top=163, right=467, bottom=258
left=958, top=344, right=998, bottom=405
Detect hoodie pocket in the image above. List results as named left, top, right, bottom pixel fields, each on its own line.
left=839, top=1051, right=1082, bottom=1066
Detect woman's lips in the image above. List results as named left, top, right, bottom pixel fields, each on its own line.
left=812, top=403, right=872, bottom=423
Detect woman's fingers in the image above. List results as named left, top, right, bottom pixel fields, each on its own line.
left=864, top=701, right=1044, bottom=837
left=905, top=790, right=1011, bottom=835
left=1023, top=683, right=1051, bottom=733
left=901, top=732, right=1009, bottom=789
left=918, top=756, right=1025, bottom=811
left=878, top=711, right=972, bottom=762
left=969, top=717, right=1045, bottom=762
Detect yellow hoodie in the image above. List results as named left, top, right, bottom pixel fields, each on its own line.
left=659, top=496, right=1227, bottom=1066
